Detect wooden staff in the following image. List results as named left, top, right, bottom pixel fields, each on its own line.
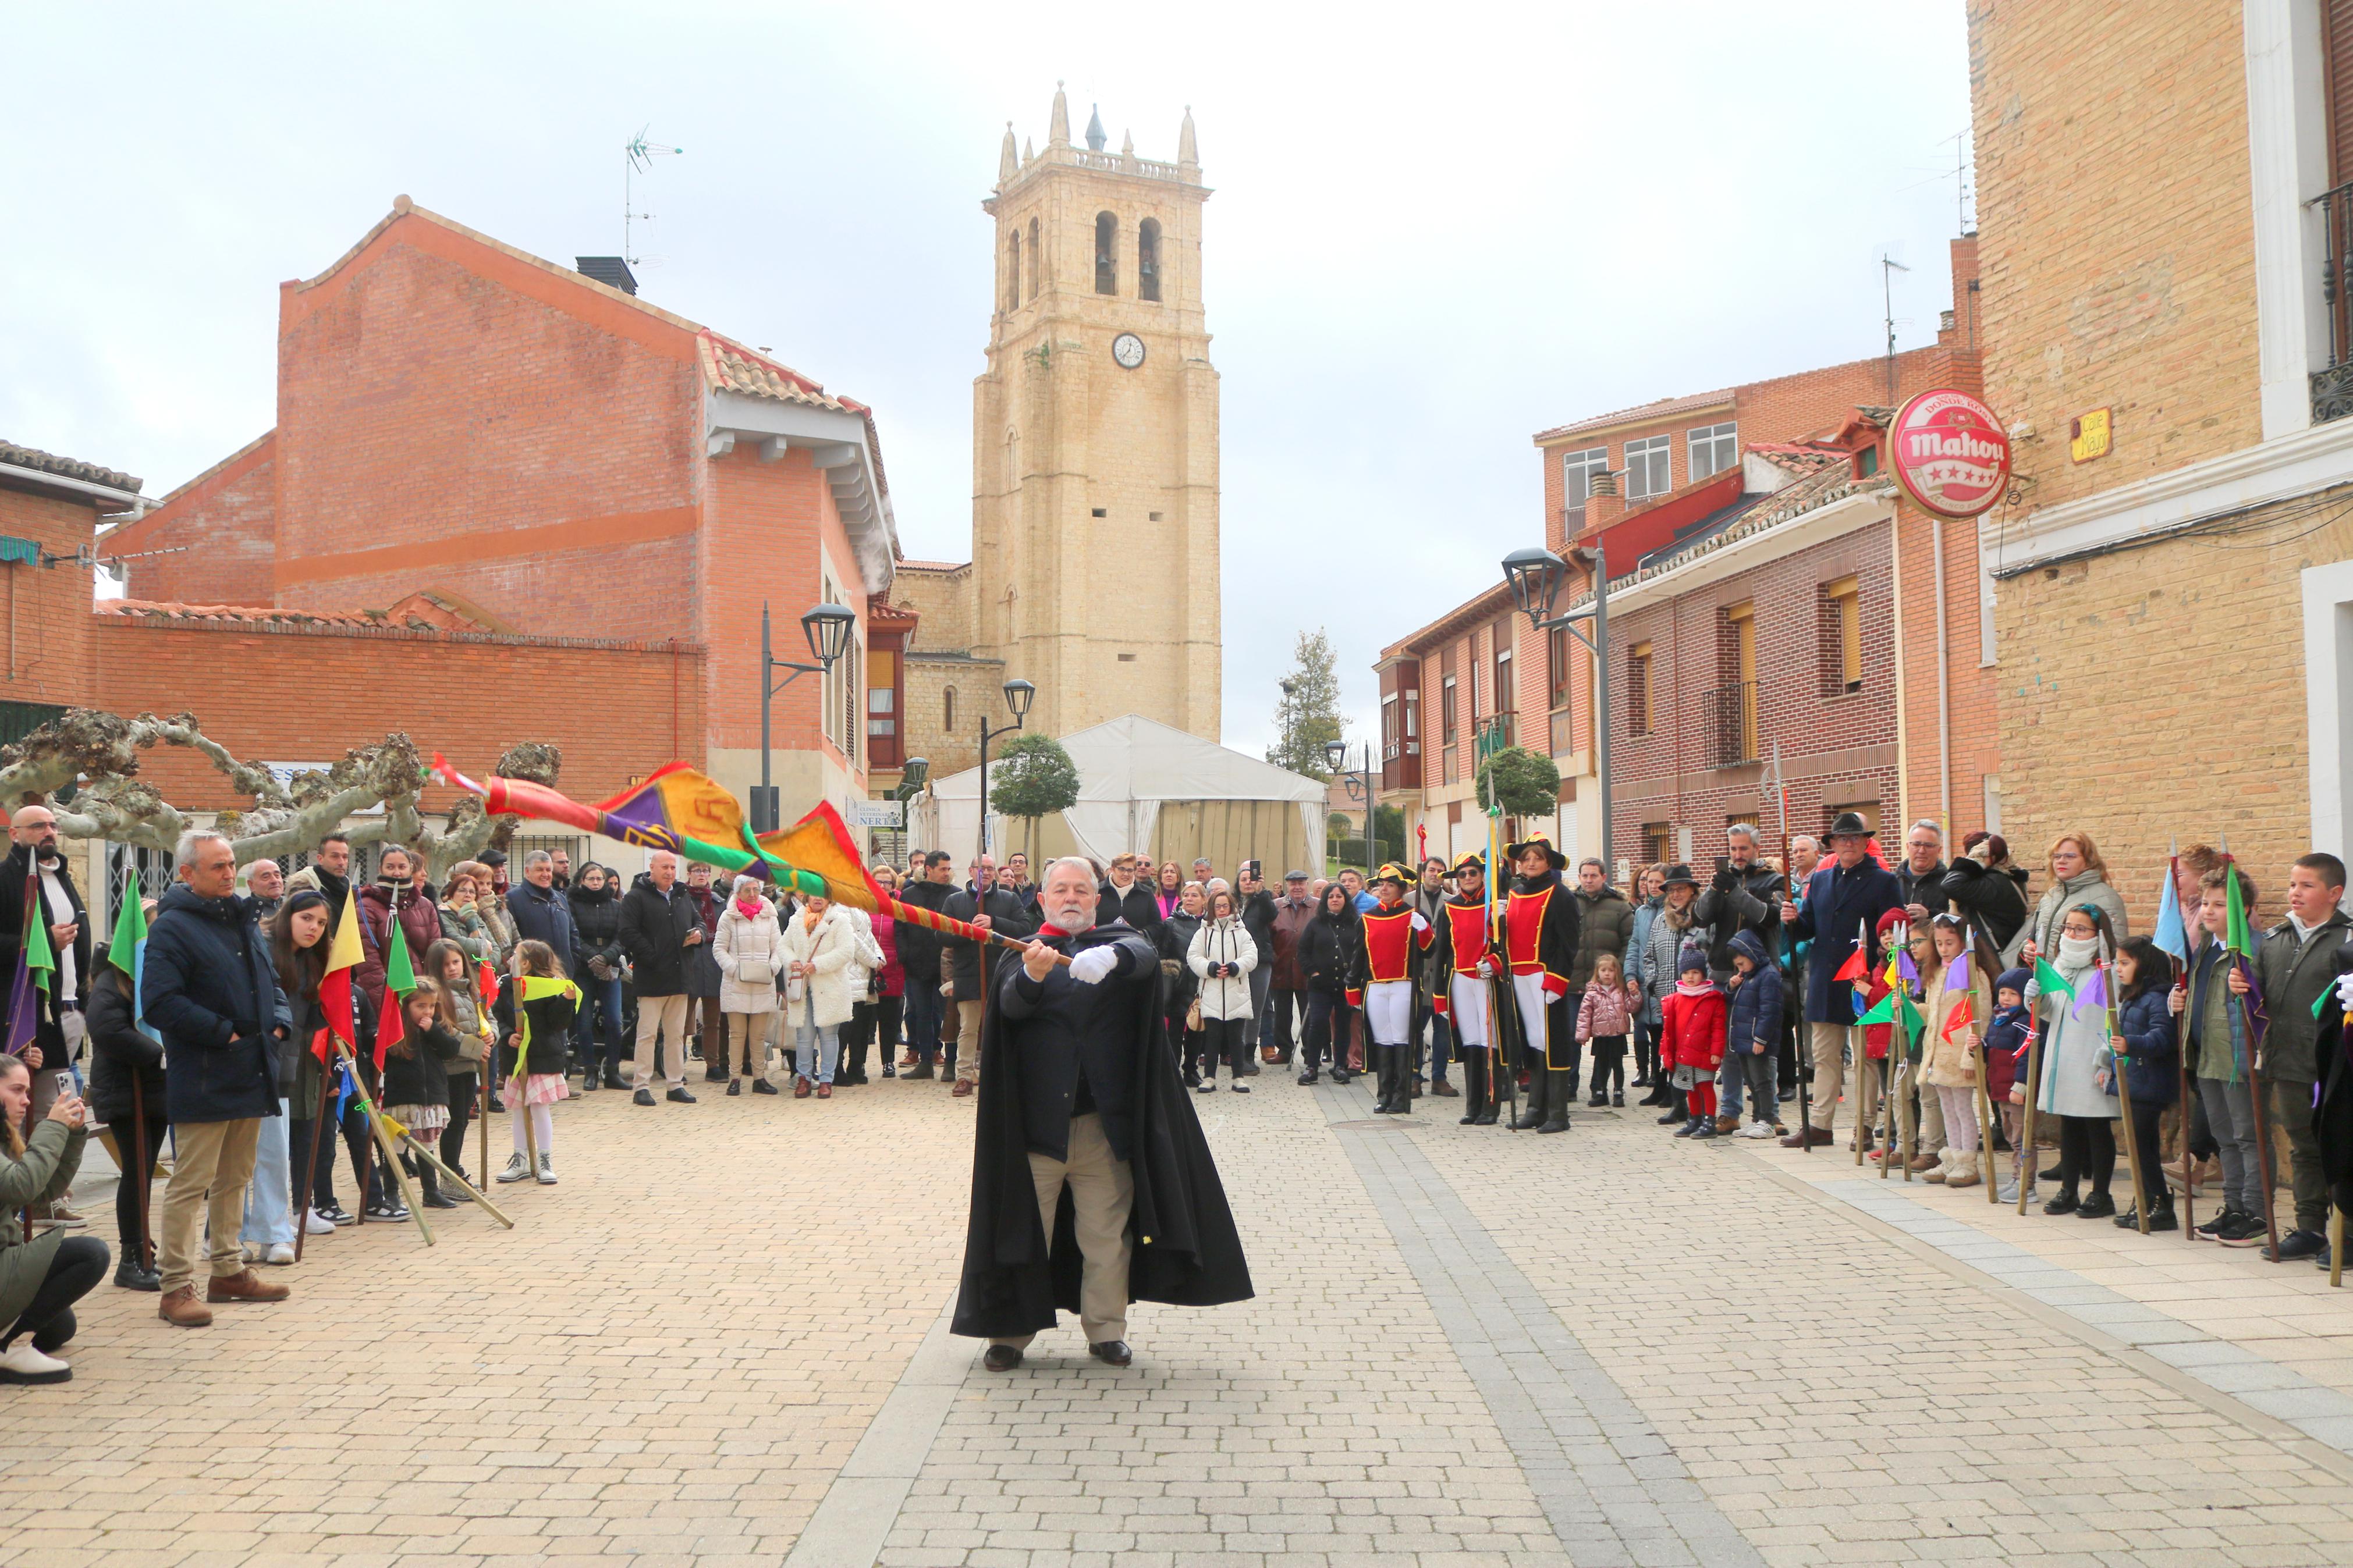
left=2171, top=849, right=2199, bottom=1240
left=1968, top=927, right=2001, bottom=1207
left=332, top=1036, right=432, bottom=1245
left=2104, top=957, right=2150, bottom=1235
left=2331, top=1205, right=2344, bottom=1289
left=293, top=1043, right=335, bottom=1263
left=2017, top=1012, right=2047, bottom=1217
left=396, top=1126, right=513, bottom=1227
left=2234, top=960, right=2281, bottom=1258
left=477, top=1047, right=491, bottom=1192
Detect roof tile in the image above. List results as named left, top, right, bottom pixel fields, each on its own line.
left=1532, top=387, right=1736, bottom=445
left=0, top=440, right=141, bottom=495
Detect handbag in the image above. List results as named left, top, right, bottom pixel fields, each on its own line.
left=1185, top=995, right=1204, bottom=1033
left=737, top=958, right=769, bottom=986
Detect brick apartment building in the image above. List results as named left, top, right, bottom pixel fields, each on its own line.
left=1969, top=1, right=2353, bottom=902
left=1376, top=239, right=1997, bottom=877
left=94, top=197, right=906, bottom=843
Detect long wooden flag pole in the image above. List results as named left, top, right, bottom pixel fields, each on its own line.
left=2104, top=955, right=2151, bottom=1236
left=332, top=1037, right=434, bottom=1246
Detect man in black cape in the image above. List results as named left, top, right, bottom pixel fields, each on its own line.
left=954, top=855, right=1253, bottom=1369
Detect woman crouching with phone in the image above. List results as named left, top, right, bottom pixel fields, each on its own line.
left=0, top=1053, right=105, bottom=1384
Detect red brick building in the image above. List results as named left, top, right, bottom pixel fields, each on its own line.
left=1376, top=239, right=1999, bottom=877
left=99, top=197, right=906, bottom=827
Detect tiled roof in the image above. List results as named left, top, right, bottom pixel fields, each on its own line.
left=0, top=440, right=141, bottom=495
left=1745, top=443, right=1848, bottom=476
left=1532, top=387, right=1735, bottom=445
left=100, top=591, right=495, bottom=632
left=698, top=333, right=853, bottom=414
left=895, top=557, right=970, bottom=573
left=1561, top=468, right=1896, bottom=611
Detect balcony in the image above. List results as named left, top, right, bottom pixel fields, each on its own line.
left=1701, top=681, right=1758, bottom=768
left=2313, top=180, right=2353, bottom=422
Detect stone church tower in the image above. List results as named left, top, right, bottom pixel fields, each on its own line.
left=896, top=87, right=1220, bottom=772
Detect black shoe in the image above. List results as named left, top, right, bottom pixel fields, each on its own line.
left=422, top=1191, right=463, bottom=1210
left=2146, top=1199, right=2178, bottom=1232
left=2195, top=1207, right=2236, bottom=1240
left=666, top=1086, right=697, bottom=1104
left=317, top=1203, right=356, bottom=1227
left=1588, top=1091, right=1608, bottom=1108
left=882, top=1064, right=896, bottom=1078
left=1632, top=1073, right=1652, bottom=1089
left=703, top=1065, right=728, bottom=1083
left=1612, top=1091, right=1626, bottom=1107
left=2043, top=1191, right=2081, bottom=1215
left=2270, top=1228, right=2326, bottom=1261
left=1232, top=1082, right=1250, bottom=1094
left=1330, top=1069, right=1353, bottom=1084
left=1538, top=1115, right=1569, bottom=1135
left=1474, top=1108, right=1499, bottom=1126
left=2075, top=1192, right=2116, bottom=1219
left=1089, top=1339, right=1133, bottom=1366
left=1298, top=1072, right=1318, bottom=1086
left=753, top=1078, right=779, bottom=1095
left=114, top=1261, right=161, bottom=1292
left=602, top=1067, right=626, bottom=1089
left=1183, top=1072, right=1201, bottom=1089
left=1459, top=1111, right=1479, bottom=1125
left=1511, top=1108, right=1545, bottom=1130
left=578, top=1076, right=597, bottom=1093
left=2040, top=1165, right=2064, bottom=1183
left=487, top=1095, right=507, bottom=1114
left=1658, top=1108, right=1687, bottom=1126
left=365, top=1200, right=410, bottom=1221
left=633, top=1088, right=657, bottom=1107
left=904, top=1062, right=936, bottom=1080
left=983, top=1345, right=1023, bottom=1371
left=727, top=1079, right=743, bottom=1097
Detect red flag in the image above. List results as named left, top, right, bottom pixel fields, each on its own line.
left=1833, top=946, right=1869, bottom=983
left=1940, top=993, right=1974, bottom=1042
left=314, top=891, right=366, bottom=1064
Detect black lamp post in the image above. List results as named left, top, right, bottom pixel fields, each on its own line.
left=975, top=678, right=1036, bottom=863
left=1324, top=737, right=1377, bottom=871
left=756, top=600, right=857, bottom=834
left=1502, top=543, right=1612, bottom=869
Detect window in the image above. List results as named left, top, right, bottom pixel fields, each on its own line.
left=1548, top=625, right=1573, bottom=713
left=1005, top=232, right=1021, bottom=313
left=1027, top=216, right=1040, bottom=299
left=1561, top=446, right=1607, bottom=513
left=943, top=686, right=958, bottom=733
left=1441, top=675, right=1458, bottom=743
left=1642, top=822, right=1673, bottom=867
left=1627, top=640, right=1653, bottom=735
left=867, top=649, right=897, bottom=739
left=1624, top=434, right=1672, bottom=499
left=1404, top=692, right=1418, bottom=741
left=1492, top=619, right=1514, bottom=714
left=1095, top=211, right=1117, bottom=294
left=1825, top=799, right=1880, bottom=837
left=1720, top=602, right=1757, bottom=763
left=1823, top=575, right=1862, bottom=694
left=1687, top=421, right=1738, bottom=481
left=1382, top=694, right=1399, bottom=758
left=1138, top=217, right=1162, bottom=301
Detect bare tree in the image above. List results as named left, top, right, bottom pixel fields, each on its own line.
left=0, top=709, right=560, bottom=876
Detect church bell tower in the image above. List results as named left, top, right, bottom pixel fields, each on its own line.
left=973, top=84, right=1220, bottom=742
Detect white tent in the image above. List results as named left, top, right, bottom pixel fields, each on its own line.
left=914, top=713, right=1329, bottom=873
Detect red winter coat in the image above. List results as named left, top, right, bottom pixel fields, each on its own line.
left=356, top=881, right=445, bottom=1000
left=1659, top=984, right=1727, bottom=1075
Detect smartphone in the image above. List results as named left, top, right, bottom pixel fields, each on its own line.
left=55, top=1071, right=73, bottom=1100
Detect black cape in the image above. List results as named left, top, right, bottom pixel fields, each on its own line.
left=2310, top=936, right=2353, bottom=1217
left=951, top=924, right=1254, bottom=1339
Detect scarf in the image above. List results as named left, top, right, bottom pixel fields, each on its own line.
left=2056, top=931, right=2100, bottom=979
left=735, top=896, right=764, bottom=921
left=1674, top=976, right=1715, bottom=998
left=801, top=905, right=823, bottom=932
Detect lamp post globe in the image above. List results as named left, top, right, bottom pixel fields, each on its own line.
left=1323, top=738, right=1347, bottom=776
left=1002, top=678, right=1037, bottom=723
left=1501, top=546, right=1568, bottom=628
left=799, top=602, right=857, bottom=666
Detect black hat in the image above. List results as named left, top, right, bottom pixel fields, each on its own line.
left=1504, top=831, right=1567, bottom=869
left=1827, top=812, right=1871, bottom=841
left=478, top=848, right=509, bottom=867
left=1662, top=863, right=1701, bottom=890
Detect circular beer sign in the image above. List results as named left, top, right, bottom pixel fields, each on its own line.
left=1887, top=389, right=2012, bottom=518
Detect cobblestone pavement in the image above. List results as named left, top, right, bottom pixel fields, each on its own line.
left=7, top=1063, right=2353, bottom=1567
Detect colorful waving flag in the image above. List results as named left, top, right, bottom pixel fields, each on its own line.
left=1833, top=921, right=1870, bottom=983
left=4, top=876, right=50, bottom=1057
left=315, top=891, right=365, bottom=1064
left=754, top=802, right=888, bottom=911
left=106, top=870, right=162, bottom=1046
left=1940, top=992, right=1975, bottom=1042
left=2225, top=858, right=2255, bottom=957
left=2071, top=962, right=2110, bottom=1019
left=595, top=763, right=747, bottom=853
left=1855, top=990, right=1897, bottom=1026
left=2153, top=859, right=2189, bottom=963
left=2032, top=956, right=2075, bottom=1003
left=375, top=918, right=417, bottom=1069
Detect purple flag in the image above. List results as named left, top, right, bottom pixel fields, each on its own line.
left=3, top=877, right=40, bottom=1056
left=2071, top=963, right=2109, bottom=1020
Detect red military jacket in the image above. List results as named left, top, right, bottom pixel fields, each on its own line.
left=1428, top=896, right=1494, bottom=1018
left=1503, top=875, right=1579, bottom=1000
left=1346, top=899, right=1431, bottom=1005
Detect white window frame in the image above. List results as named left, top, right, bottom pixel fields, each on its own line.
left=1624, top=434, right=1672, bottom=499
left=1687, top=421, right=1738, bottom=481
left=1561, top=446, right=1608, bottom=507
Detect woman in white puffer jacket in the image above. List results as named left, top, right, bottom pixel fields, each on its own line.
left=712, top=875, right=786, bottom=1096
left=780, top=895, right=857, bottom=1098
left=1187, top=888, right=1259, bottom=1093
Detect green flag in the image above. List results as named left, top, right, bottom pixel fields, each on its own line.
left=385, top=920, right=417, bottom=995
left=1898, top=990, right=1927, bottom=1042
left=1855, top=991, right=1897, bottom=1026
left=2225, top=858, right=2254, bottom=956
left=106, top=869, right=146, bottom=977
left=24, top=887, right=54, bottom=996
left=2032, top=957, right=2074, bottom=1002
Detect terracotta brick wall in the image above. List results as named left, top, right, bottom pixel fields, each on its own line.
left=270, top=219, right=704, bottom=642
left=0, top=489, right=100, bottom=709
left=92, top=617, right=707, bottom=815
left=1969, top=0, right=2260, bottom=512
left=1605, top=520, right=1900, bottom=864
left=703, top=446, right=859, bottom=765
left=107, top=433, right=276, bottom=606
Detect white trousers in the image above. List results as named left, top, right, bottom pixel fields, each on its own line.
left=1448, top=975, right=1492, bottom=1048
left=1365, top=980, right=1412, bottom=1046
left=1513, top=972, right=1553, bottom=1059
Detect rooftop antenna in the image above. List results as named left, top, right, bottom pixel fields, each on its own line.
left=624, top=126, right=684, bottom=265
left=1880, top=251, right=1912, bottom=404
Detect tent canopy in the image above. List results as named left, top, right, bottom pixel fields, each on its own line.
left=917, top=713, right=1329, bottom=874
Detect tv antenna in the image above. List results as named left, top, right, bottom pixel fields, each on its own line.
left=1880, top=251, right=1912, bottom=403
left=624, top=127, right=684, bottom=265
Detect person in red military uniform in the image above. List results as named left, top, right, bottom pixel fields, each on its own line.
left=1503, top=833, right=1582, bottom=1134
left=1346, top=864, right=1432, bottom=1115
left=1429, top=852, right=1504, bottom=1126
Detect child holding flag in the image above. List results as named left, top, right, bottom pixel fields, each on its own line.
left=1920, top=916, right=1989, bottom=1187
left=2111, top=936, right=2178, bottom=1231
left=2173, top=869, right=2265, bottom=1243
left=1986, top=968, right=2034, bottom=1203
left=493, top=940, right=578, bottom=1185
left=382, top=977, right=464, bottom=1210
left=2028, top=905, right=2121, bottom=1218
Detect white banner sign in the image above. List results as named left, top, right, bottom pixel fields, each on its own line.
left=846, top=799, right=904, bottom=829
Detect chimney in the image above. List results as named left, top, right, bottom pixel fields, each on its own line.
left=575, top=256, right=639, bottom=296
left=1584, top=467, right=1625, bottom=533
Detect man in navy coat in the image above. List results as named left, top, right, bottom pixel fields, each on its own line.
left=1778, top=812, right=1903, bottom=1149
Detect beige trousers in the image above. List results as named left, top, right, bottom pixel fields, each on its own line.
left=158, top=1117, right=262, bottom=1294
left=632, top=994, right=691, bottom=1090
left=725, top=1010, right=773, bottom=1079
left=990, top=1112, right=1134, bottom=1349
left=1808, top=1022, right=1886, bottom=1136
left=953, top=1001, right=986, bottom=1085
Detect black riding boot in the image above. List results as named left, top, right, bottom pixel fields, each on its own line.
left=1511, top=1056, right=1548, bottom=1129
left=1460, top=1048, right=1488, bottom=1125
left=1538, top=1069, right=1572, bottom=1133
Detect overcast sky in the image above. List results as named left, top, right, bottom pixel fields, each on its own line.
left=3, top=2, right=1969, bottom=761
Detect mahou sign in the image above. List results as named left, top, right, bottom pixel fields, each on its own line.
left=1887, top=389, right=2011, bottom=518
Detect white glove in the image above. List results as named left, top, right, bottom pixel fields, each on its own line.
left=1475, top=959, right=1496, bottom=980
left=2334, top=971, right=2353, bottom=1014
left=1069, top=947, right=1119, bottom=986
left=2023, top=979, right=2040, bottom=1004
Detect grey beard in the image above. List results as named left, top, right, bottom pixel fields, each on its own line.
left=1045, top=907, right=1090, bottom=935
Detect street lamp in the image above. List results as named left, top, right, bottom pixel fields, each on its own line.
left=1502, top=542, right=1612, bottom=869
left=1324, top=738, right=1377, bottom=871
left=755, top=600, right=856, bottom=834
left=975, top=678, right=1037, bottom=862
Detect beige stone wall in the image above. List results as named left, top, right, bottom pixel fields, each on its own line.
left=1969, top=1, right=2260, bottom=513
left=902, top=652, right=1002, bottom=778
left=895, top=563, right=976, bottom=657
